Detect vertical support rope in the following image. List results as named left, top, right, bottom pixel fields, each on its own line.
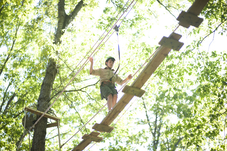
left=225, top=115, right=226, bottom=150
left=24, top=110, right=27, bottom=132
left=72, top=0, right=132, bottom=72
left=32, top=0, right=137, bottom=136
left=57, top=120, right=61, bottom=151
left=17, top=0, right=137, bottom=149
left=87, top=11, right=183, bottom=151
left=61, top=1, right=139, bottom=143
left=29, top=132, right=31, bottom=151
left=87, top=66, right=161, bottom=151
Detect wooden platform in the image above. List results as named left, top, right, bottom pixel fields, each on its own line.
left=71, top=0, right=210, bottom=150
left=24, top=107, right=60, bottom=121
left=25, top=107, right=61, bottom=150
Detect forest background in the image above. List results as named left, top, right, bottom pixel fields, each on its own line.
left=0, top=0, right=227, bottom=150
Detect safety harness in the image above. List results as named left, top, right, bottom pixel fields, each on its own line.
left=109, top=25, right=121, bottom=82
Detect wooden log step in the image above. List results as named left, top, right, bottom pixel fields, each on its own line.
left=187, top=0, right=209, bottom=16
left=82, top=134, right=103, bottom=142
left=177, top=11, right=203, bottom=28
left=169, top=32, right=182, bottom=41
left=122, top=85, right=145, bottom=97
left=90, top=131, right=100, bottom=136
left=72, top=132, right=101, bottom=151
left=158, top=37, right=184, bottom=51
left=72, top=139, right=91, bottom=151
left=92, top=123, right=114, bottom=133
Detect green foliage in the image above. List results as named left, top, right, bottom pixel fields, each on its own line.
left=0, top=0, right=227, bottom=150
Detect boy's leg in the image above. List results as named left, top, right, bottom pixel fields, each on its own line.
left=107, top=94, right=113, bottom=111
left=112, top=94, right=117, bottom=108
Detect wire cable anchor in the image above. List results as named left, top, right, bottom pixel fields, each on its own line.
left=114, top=25, right=120, bottom=32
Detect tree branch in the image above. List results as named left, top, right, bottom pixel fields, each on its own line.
left=54, top=0, right=66, bottom=44
left=46, top=131, right=70, bottom=140
left=0, top=3, right=5, bottom=14
left=156, top=0, right=176, bottom=18
left=66, top=95, right=89, bottom=133
left=153, top=112, right=158, bottom=150
left=156, top=116, right=163, bottom=148
left=198, top=21, right=226, bottom=45
left=7, top=92, right=29, bottom=113
left=142, top=100, right=154, bottom=136
left=0, top=81, right=12, bottom=113
left=50, top=80, right=99, bottom=100
left=54, top=0, right=84, bottom=44
left=16, top=130, right=28, bottom=149
left=65, top=0, right=84, bottom=28
left=0, top=21, right=20, bottom=76
left=172, top=137, right=184, bottom=151
left=3, top=93, right=16, bottom=115
left=77, top=91, right=98, bottom=110
left=166, top=137, right=170, bottom=151
left=0, top=111, right=23, bottom=132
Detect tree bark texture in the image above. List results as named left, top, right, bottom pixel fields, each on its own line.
left=31, top=59, right=57, bottom=151
left=31, top=0, right=84, bottom=150
left=54, top=0, right=84, bottom=44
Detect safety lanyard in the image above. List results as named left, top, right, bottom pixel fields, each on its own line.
left=110, top=25, right=121, bottom=81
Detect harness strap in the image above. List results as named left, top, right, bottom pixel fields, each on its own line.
left=110, top=25, right=121, bottom=81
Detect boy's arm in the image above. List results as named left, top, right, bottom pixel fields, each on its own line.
left=116, top=74, right=132, bottom=85
left=122, top=74, right=132, bottom=84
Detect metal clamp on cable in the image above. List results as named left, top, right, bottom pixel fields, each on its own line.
left=114, top=25, right=120, bottom=32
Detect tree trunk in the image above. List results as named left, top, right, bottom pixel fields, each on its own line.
left=31, top=58, right=57, bottom=151
left=31, top=0, right=84, bottom=150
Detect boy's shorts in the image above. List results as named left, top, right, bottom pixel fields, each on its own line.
left=100, top=82, right=118, bottom=100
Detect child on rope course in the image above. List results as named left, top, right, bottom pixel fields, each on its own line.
left=89, top=56, right=132, bottom=111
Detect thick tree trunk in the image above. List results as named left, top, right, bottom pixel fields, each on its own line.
left=30, top=0, right=84, bottom=150
left=31, top=59, right=57, bottom=151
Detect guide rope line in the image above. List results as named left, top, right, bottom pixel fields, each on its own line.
left=87, top=23, right=184, bottom=151
left=61, top=28, right=120, bottom=148
left=172, top=25, right=180, bottom=33
left=73, top=45, right=158, bottom=150
left=71, top=0, right=130, bottom=73
left=87, top=87, right=145, bottom=151
left=56, top=0, right=134, bottom=97
left=88, top=0, right=136, bottom=59
left=87, top=66, right=163, bottom=151
left=49, top=0, right=133, bottom=98
left=91, top=0, right=136, bottom=59
left=17, top=19, right=119, bottom=151
left=65, top=1, right=152, bottom=148
left=61, top=1, right=137, bottom=148
left=61, top=3, right=136, bottom=148
left=16, top=0, right=137, bottom=148
left=119, top=47, right=160, bottom=92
